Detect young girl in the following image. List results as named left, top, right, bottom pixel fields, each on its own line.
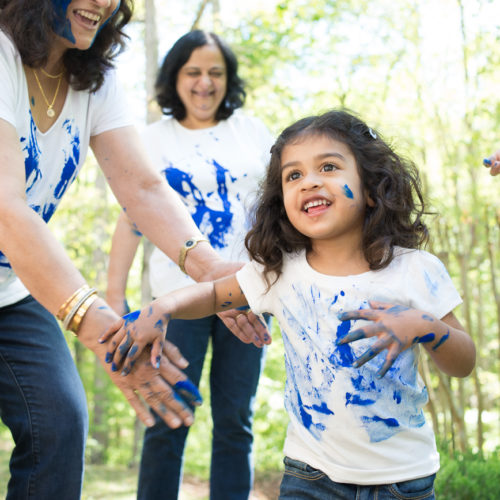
left=102, top=109, right=475, bottom=499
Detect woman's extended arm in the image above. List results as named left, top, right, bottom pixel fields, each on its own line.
left=92, top=125, right=269, bottom=345
left=0, top=117, right=196, bottom=428
left=106, top=210, right=142, bottom=315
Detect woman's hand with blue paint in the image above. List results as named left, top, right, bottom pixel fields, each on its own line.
left=483, top=149, right=500, bottom=176
left=99, top=305, right=180, bottom=376
left=337, top=301, right=459, bottom=378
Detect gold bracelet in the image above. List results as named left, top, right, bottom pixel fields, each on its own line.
left=62, top=288, right=98, bottom=332
left=67, top=292, right=99, bottom=335
left=178, top=237, right=209, bottom=275
left=56, top=285, right=90, bottom=321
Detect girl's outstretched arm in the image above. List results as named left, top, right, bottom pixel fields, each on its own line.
left=100, top=275, right=248, bottom=375
left=338, top=301, right=475, bottom=378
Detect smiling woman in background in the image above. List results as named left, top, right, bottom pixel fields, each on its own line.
left=106, top=30, right=274, bottom=500
left=0, top=2, right=265, bottom=498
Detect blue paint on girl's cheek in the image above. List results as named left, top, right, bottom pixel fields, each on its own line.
left=432, top=331, right=449, bottom=351
left=422, top=314, right=434, bottom=321
left=343, top=184, right=354, bottom=199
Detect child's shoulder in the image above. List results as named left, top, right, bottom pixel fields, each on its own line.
left=391, top=247, right=449, bottom=273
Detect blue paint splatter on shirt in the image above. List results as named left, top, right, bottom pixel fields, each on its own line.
left=163, top=160, right=235, bottom=249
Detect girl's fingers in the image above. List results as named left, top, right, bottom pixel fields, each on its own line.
left=376, top=344, right=402, bottom=378
left=104, top=328, right=126, bottom=365
left=338, top=308, right=380, bottom=322
left=247, top=312, right=272, bottom=345
left=151, top=338, right=163, bottom=370
left=367, top=300, right=393, bottom=310
left=121, top=341, right=146, bottom=376
left=111, top=330, right=133, bottom=371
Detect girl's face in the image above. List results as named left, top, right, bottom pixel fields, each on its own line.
left=51, top=0, right=121, bottom=49
left=176, top=43, right=227, bottom=129
left=281, top=134, right=373, bottom=246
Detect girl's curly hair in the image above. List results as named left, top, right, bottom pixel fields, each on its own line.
left=0, top=0, right=132, bottom=91
left=245, top=109, right=429, bottom=285
left=155, top=30, right=245, bottom=121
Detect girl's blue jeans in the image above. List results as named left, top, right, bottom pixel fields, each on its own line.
left=279, top=457, right=436, bottom=500
left=137, top=315, right=267, bottom=500
left=0, top=296, right=88, bottom=500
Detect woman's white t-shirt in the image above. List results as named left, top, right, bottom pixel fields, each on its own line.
left=0, top=30, right=132, bottom=307
left=141, top=113, right=274, bottom=297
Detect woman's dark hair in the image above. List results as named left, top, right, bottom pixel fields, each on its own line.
left=155, top=29, right=245, bottom=121
left=245, top=109, right=429, bottom=285
left=0, top=0, right=132, bottom=91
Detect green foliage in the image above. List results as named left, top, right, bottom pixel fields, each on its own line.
left=435, top=449, right=500, bottom=500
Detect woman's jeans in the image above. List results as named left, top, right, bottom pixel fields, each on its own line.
left=137, top=315, right=267, bottom=500
left=0, top=296, right=88, bottom=500
left=279, top=457, right=436, bottom=500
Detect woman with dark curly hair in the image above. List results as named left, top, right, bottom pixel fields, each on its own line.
left=0, top=3, right=266, bottom=498
left=106, top=30, right=273, bottom=499
left=103, top=109, right=475, bottom=500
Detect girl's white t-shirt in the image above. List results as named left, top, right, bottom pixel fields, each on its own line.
left=0, top=30, right=133, bottom=307
left=237, top=247, right=462, bottom=485
left=141, top=114, right=274, bottom=297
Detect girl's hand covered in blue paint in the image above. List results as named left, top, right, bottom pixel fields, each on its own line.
left=337, top=301, right=451, bottom=378
left=483, top=149, right=500, bottom=176
left=99, top=307, right=180, bottom=377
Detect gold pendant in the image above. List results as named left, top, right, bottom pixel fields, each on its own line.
left=47, top=107, right=55, bottom=118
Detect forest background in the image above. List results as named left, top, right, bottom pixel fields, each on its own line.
left=1, top=0, right=500, bottom=498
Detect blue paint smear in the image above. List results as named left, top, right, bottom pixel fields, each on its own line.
left=393, top=390, right=402, bottom=404
left=432, top=332, right=449, bottom=351
left=346, top=392, right=375, bottom=406
left=174, top=380, right=203, bottom=405
left=163, top=161, right=235, bottom=249
left=22, top=118, right=81, bottom=225
left=343, top=184, right=354, bottom=199
left=329, top=319, right=355, bottom=367
left=123, top=310, right=140, bottom=325
left=306, top=402, right=334, bottom=415
left=21, top=112, right=42, bottom=194
left=51, top=0, right=76, bottom=43
left=423, top=270, right=440, bottom=297
left=418, top=333, right=435, bottom=344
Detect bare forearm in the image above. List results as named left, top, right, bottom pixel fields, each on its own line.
left=106, top=210, right=142, bottom=310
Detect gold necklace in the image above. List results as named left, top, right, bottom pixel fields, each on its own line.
left=32, top=68, right=63, bottom=118
left=41, top=67, right=64, bottom=79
